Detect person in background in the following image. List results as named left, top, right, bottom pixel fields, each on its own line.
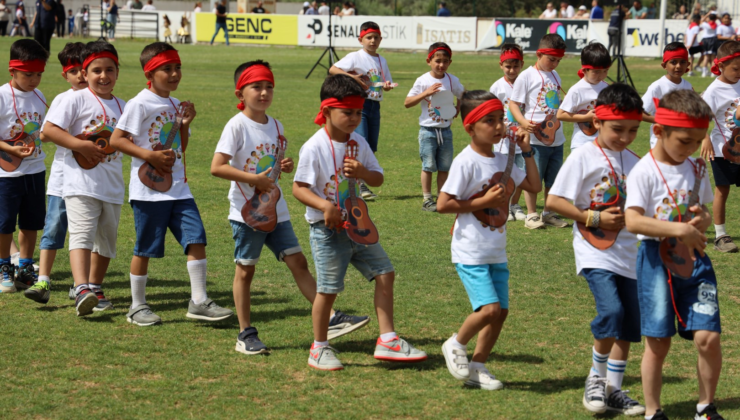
left=9, top=4, right=26, bottom=36
left=691, top=1, right=702, bottom=17
left=575, top=5, right=589, bottom=19
left=339, top=2, right=353, bottom=16
left=608, top=3, right=628, bottom=56
left=627, top=1, right=647, bottom=19
left=193, top=1, right=202, bottom=12
left=646, top=2, right=656, bottom=19
left=299, top=1, right=309, bottom=15
left=66, top=8, right=73, bottom=36
left=132, top=0, right=142, bottom=9
left=106, top=0, right=118, bottom=40
left=717, top=13, right=737, bottom=45
left=590, top=0, right=603, bottom=20
left=332, top=5, right=340, bottom=15
left=31, top=0, right=56, bottom=52
left=141, top=0, right=155, bottom=11
left=0, top=0, right=10, bottom=36
left=318, top=1, right=329, bottom=15
left=437, top=1, right=451, bottom=17
left=560, top=1, right=575, bottom=18
left=307, top=1, right=318, bottom=15
left=673, top=4, right=689, bottom=19
left=55, top=0, right=65, bottom=37
left=540, top=2, right=557, bottom=19
left=210, top=0, right=228, bottom=45
left=251, top=1, right=266, bottom=13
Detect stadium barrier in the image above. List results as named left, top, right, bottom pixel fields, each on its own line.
left=91, top=8, right=159, bottom=41
left=477, top=18, right=589, bottom=53
left=195, top=13, right=298, bottom=45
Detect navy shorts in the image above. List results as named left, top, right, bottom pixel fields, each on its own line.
left=711, top=157, right=740, bottom=187
left=131, top=198, right=207, bottom=258
left=582, top=268, right=641, bottom=343
left=0, top=171, right=46, bottom=234
left=531, top=144, right=563, bottom=189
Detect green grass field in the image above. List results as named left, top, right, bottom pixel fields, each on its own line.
left=1, top=38, right=739, bottom=419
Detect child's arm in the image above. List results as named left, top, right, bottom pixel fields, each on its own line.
left=514, top=130, right=542, bottom=193
left=642, top=112, right=655, bottom=124
left=437, top=187, right=507, bottom=214
left=508, top=100, right=535, bottom=132
left=0, top=140, right=34, bottom=158
left=210, top=152, right=278, bottom=193
left=701, top=132, right=715, bottom=161
left=404, top=83, right=442, bottom=108
left=41, top=122, right=107, bottom=166
left=292, top=181, right=343, bottom=229
left=343, top=159, right=383, bottom=187
left=625, top=206, right=707, bottom=258
left=556, top=109, right=594, bottom=123
left=547, top=196, right=624, bottom=229
left=328, top=66, right=369, bottom=90
left=179, top=101, right=196, bottom=152
left=111, top=128, right=175, bottom=176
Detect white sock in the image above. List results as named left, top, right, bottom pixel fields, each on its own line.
left=130, top=273, right=148, bottom=308
left=715, top=224, right=727, bottom=237
left=591, top=347, right=609, bottom=377
left=38, top=275, right=50, bottom=284
left=313, top=340, right=329, bottom=348
left=380, top=332, right=398, bottom=342
left=187, top=259, right=208, bottom=305
left=541, top=210, right=551, bottom=217
left=451, top=336, right=466, bottom=350
left=469, top=361, right=484, bottom=370
left=329, top=312, right=336, bottom=322
left=74, top=284, right=89, bottom=295
left=697, top=403, right=709, bottom=413
left=607, top=359, right=627, bottom=391
left=89, top=283, right=101, bottom=292
left=423, top=192, right=432, bottom=200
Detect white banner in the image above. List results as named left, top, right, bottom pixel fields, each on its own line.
left=413, top=17, right=476, bottom=51
left=621, top=19, right=692, bottom=57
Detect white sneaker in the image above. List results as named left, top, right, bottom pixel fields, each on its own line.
left=583, top=376, right=608, bottom=413
left=702, top=67, right=708, bottom=78
left=525, top=213, right=546, bottom=229
left=465, top=365, right=504, bottom=390
left=441, top=334, right=470, bottom=380
left=511, top=204, right=527, bottom=221
left=507, top=210, right=515, bottom=222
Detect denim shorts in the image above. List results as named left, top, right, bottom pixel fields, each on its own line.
left=231, top=219, right=302, bottom=265
left=514, top=154, right=525, bottom=171
left=531, top=144, right=563, bottom=189
left=40, top=195, right=68, bottom=250
left=355, top=100, right=381, bottom=153
left=309, top=222, right=394, bottom=294
left=0, top=171, right=46, bottom=234
left=455, top=263, right=509, bottom=311
left=131, top=198, right=207, bottom=258
left=636, top=240, right=721, bottom=340
left=582, top=268, right=641, bottom=343
left=419, top=126, right=453, bottom=172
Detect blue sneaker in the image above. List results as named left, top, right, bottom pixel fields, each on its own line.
left=14, top=263, right=37, bottom=290
left=327, top=310, right=370, bottom=340
left=0, top=263, right=15, bottom=293
left=235, top=326, right=269, bottom=355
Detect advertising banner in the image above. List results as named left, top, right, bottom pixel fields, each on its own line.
left=413, top=17, right=476, bottom=51
left=621, top=19, right=691, bottom=57
left=196, top=13, right=297, bottom=45
left=477, top=18, right=588, bottom=53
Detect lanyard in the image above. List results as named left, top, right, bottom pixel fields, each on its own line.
left=167, top=97, right=187, bottom=183
left=323, top=125, right=348, bottom=213
left=648, top=149, right=697, bottom=223
left=87, top=86, right=122, bottom=133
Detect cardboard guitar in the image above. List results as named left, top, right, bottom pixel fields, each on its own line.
left=533, top=113, right=560, bottom=145
left=72, top=127, right=115, bottom=170
left=576, top=197, right=625, bottom=251
left=470, top=132, right=517, bottom=229
left=0, top=131, right=38, bottom=172
left=721, top=125, right=740, bottom=164
left=138, top=103, right=184, bottom=192
left=342, top=139, right=379, bottom=245
left=241, top=133, right=287, bottom=233
left=577, top=109, right=598, bottom=136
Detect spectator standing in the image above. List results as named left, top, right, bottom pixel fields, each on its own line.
left=10, top=4, right=26, bottom=36
left=106, top=0, right=118, bottom=39
left=627, top=1, right=647, bottom=19
left=590, top=0, right=603, bottom=20
left=141, top=0, right=155, bottom=11
left=560, top=1, right=575, bottom=18
left=437, top=1, right=451, bottom=16
left=540, top=2, right=557, bottom=18
left=299, top=1, right=309, bottom=14
left=574, top=5, right=588, bottom=19
left=307, top=1, right=317, bottom=15
left=673, top=4, right=689, bottom=19
left=55, top=0, right=64, bottom=37
left=339, top=2, right=353, bottom=15
left=608, top=3, right=628, bottom=55
left=0, top=0, right=9, bottom=36
left=31, top=0, right=56, bottom=52
left=691, top=2, right=702, bottom=17
left=66, top=8, right=73, bottom=35
left=318, top=1, right=329, bottom=15
left=251, top=1, right=266, bottom=13
left=132, top=0, right=142, bottom=9
left=210, top=0, right=228, bottom=45
left=193, top=2, right=202, bottom=12
left=646, top=2, right=656, bottom=19
left=332, top=5, right=340, bottom=15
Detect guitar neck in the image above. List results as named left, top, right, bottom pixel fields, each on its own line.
left=161, top=117, right=182, bottom=151
left=498, top=138, right=517, bottom=185
left=683, top=164, right=704, bottom=218
left=269, top=148, right=284, bottom=182
left=346, top=174, right=359, bottom=207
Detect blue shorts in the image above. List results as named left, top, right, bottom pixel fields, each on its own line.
left=637, top=241, right=721, bottom=340
left=131, top=199, right=207, bottom=258
left=455, top=263, right=509, bottom=311
left=309, top=222, right=394, bottom=294
left=582, top=268, right=641, bottom=343
left=514, top=154, right=525, bottom=171
left=419, top=126, right=453, bottom=173
left=231, top=219, right=302, bottom=265
left=0, top=171, right=46, bottom=234
left=40, top=195, right=68, bottom=250
left=531, top=144, right=563, bottom=189
left=355, top=100, right=381, bottom=153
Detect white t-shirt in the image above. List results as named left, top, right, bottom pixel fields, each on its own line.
left=341, top=7, right=353, bottom=15
left=560, top=5, right=575, bottom=18
left=718, top=24, right=734, bottom=38
left=407, top=72, right=464, bottom=128
left=442, top=145, right=526, bottom=265
left=116, top=89, right=193, bottom=202
left=318, top=5, right=329, bottom=14
left=625, top=155, right=713, bottom=241
left=549, top=142, right=640, bottom=279
left=510, top=66, right=566, bottom=147
left=334, top=50, right=393, bottom=102
left=141, top=4, right=155, bottom=10
left=489, top=77, right=522, bottom=155
left=700, top=22, right=717, bottom=37
left=0, top=83, right=46, bottom=178
left=701, top=78, right=740, bottom=159
left=44, top=89, right=126, bottom=204
left=641, top=76, right=693, bottom=148
left=560, top=78, right=608, bottom=149
left=46, top=89, right=74, bottom=196
left=294, top=129, right=382, bottom=224
left=214, top=113, right=290, bottom=225
left=542, top=8, right=557, bottom=18
left=686, top=25, right=701, bottom=47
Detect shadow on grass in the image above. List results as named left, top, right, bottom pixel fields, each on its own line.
left=662, top=397, right=740, bottom=416
left=506, top=375, right=688, bottom=395
left=490, top=353, right=545, bottom=364
left=81, top=312, right=117, bottom=323
left=389, top=194, right=421, bottom=202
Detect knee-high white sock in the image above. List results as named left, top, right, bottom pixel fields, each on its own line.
left=130, top=273, right=147, bottom=308
left=715, top=224, right=727, bottom=237
left=591, top=347, right=609, bottom=377
left=188, top=259, right=208, bottom=305
left=607, top=359, right=627, bottom=391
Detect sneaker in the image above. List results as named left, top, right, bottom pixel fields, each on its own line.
left=93, top=288, right=114, bottom=312
left=75, top=287, right=99, bottom=317
left=0, top=263, right=16, bottom=293
left=308, top=345, right=343, bottom=371
left=441, top=334, right=470, bottom=380
left=606, top=387, right=645, bottom=416
left=127, top=304, right=162, bottom=326
left=653, top=409, right=670, bottom=420
left=507, top=210, right=515, bottom=222
left=422, top=198, right=437, bottom=212
left=68, top=287, right=76, bottom=300
left=686, top=70, right=695, bottom=77
left=374, top=336, right=427, bottom=362
left=24, top=280, right=50, bottom=304
left=186, top=298, right=234, bottom=321
left=542, top=212, right=569, bottom=228
left=511, top=204, right=527, bottom=221
left=360, top=184, right=377, bottom=201
left=14, top=263, right=37, bottom=290
left=714, top=235, right=739, bottom=253
left=235, top=326, right=269, bottom=355
left=583, top=376, right=608, bottom=414
left=465, top=365, right=504, bottom=390
left=695, top=403, right=724, bottom=420
left=327, top=310, right=370, bottom=340
left=525, top=213, right=546, bottom=229
left=10, top=252, right=19, bottom=267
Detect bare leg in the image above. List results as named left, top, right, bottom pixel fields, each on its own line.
left=525, top=190, right=539, bottom=214
left=69, top=248, right=91, bottom=287
left=593, top=337, right=616, bottom=356
left=511, top=187, right=523, bottom=207
left=436, top=171, right=449, bottom=195
left=694, top=331, right=722, bottom=405
left=233, top=264, right=254, bottom=330
left=0, top=233, right=13, bottom=259
left=18, top=229, right=37, bottom=260
left=39, top=249, right=57, bottom=278
left=88, top=252, right=110, bottom=284
left=471, top=308, right=508, bottom=363
left=421, top=170, right=433, bottom=196
left=642, top=337, right=671, bottom=416
left=283, top=253, right=335, bottom=317
left=9, top=239, right=19, bottom=256
left=457, top=303, right=500, bottom=345
left=186, top=243, right=206, bottom=261
left=313, top=292, right=337, bottom=342
left=713, top=185, right=729, bottom=226
left=130, top=255, right=149, bottom=276
left=374, top=272, right=395, bottom=334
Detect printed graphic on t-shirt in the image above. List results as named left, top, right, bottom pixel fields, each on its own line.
left=9, top=110, right=42, bottom=158
left=324, top=170, right=360, bottom=217
left=427, top=90, right=456, bottom=123
left=366, top=68, right=383, bottom=100
left=654, top=188, right=692, bottom=221
left=537, top=81, right=561, bottom=114
left=243, top=142, right=278, bottom=178
left=148, top=110, right=183, bottom=160
left=83, top=114, right=121, bottom=162
left=590, top=171, right=626, bottom=207
left=722, top=99, right=740, bottom=132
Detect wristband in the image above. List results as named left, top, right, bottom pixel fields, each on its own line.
left=593, top=210, right=601, bottom=228
left=521, top=149, right=535, bottom=158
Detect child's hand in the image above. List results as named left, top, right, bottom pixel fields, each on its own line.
left=514, top=128, right=531, bottom=149
left=254, top=168, right=275, bottom=192
left=687, top=204, right=712, bottom=233
left=423, top=83, right=442, bottom=97
left=382, top=81, right=394, bottom=92
left=519, top=120, right=536, bottom=133
left=6, top=144, right=34, bottom=159
left=76, top=140, right=107, bottom=165
left=352, top=74, right=369, bottom=90
left=700, top=137, right=714, bottom=161
left=180, top=101, right=196, bottom=125
left=481, top=184, right=508, bottom=208
left=598, top=207, right=625, bottom=231
left=147, top=149, right=175, bottom=176
left=280, top=157, right=294, bottom=174
left=679, top=223, right=707, bottom=259
left=322, top=202, right=344, bottom=230
left=343, top=159, right=365, bottom=179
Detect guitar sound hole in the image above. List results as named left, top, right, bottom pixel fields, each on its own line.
left=259, top=194, right=270, bottom=204
left=546, top=121, right=554, bottom=129
left=352, top=208, right=362, bottom=218
left=95, top=138, right=108, bottom=149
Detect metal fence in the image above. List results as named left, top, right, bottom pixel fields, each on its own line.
left=90, top=8, right=158, bottom=40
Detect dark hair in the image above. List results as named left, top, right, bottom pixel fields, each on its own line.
left=658, top=90, right=713, bottom=132
left=663, top=41, right=687, bottom=54
left=140, top=42, right=177, bottom=69
left=460, top=90, right=497, bottom=121
left=500, top=43, right=524, bottom=63
left=428, top=42, right=452, bottom=58
left=717, top=40, right=740, bottom=60
left=440, top=1, right=446, bottom=6
left=360, top=21, right=379, bottom=33
left=10, top=39, right=49, bottom=62
left=581, top=41, right=611, bottom=67
left=58, top=42, right=85, bottom=67
left=595, top=83, right=643, bottom=115
left=320, top=74, right=367, bottom=102
left=539, top=33, right=566, bottom=50
left=81, top=41, right=118, bottom=69
left=691, top=13, right=700, bottom=22
left=233, top=60, right=271, bottom=87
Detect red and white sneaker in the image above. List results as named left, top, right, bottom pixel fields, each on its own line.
left=308, top=344, right=344, bottom=371
left=373, top=336, right=427, bottom=362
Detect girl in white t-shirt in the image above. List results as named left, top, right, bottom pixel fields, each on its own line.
left=699, top=13, right=719, bottom=77
left=685, top=14, right=703, bottom=76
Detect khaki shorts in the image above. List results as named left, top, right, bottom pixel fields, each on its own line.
left=64, top=195, right=121, bottom=258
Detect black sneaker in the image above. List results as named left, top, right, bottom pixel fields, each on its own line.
left=14, top=263, right=37, bottom=290
left=75, top=287, right=99, bottom=317
left=695, top=403, right=724, bottom=420
left=327, top=310, right=370, bottom=340
left=422, top=198, right=437, bottom=212
left=653, top=409, right=670, bottom=420
left=606, top=388, right=645, bottom=415
left=360, top=183, right=377, bottom=201
left=235, top=326, right=269, bottom=355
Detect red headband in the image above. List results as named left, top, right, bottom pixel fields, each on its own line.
left=463, top=99, right=504, bottom=127
left=652, top=98, right=710, bottom=129
left=82, top=51, right=119, bottom=70
left=711, top=52, right=740, bottom=75
left=662, top=48, right=689, bottom=64
left=577, top=65, right=609, bottom=79
left=593, top=104, right=643, bottom=121
left=427, top=46, right=452, bottom=61
left=62, top=60, right=81, bottom=74
left=359, top=28, right=380, bottom=39
left=143, top=50, right=181, bottom=88
left=235, top=64, right=275, bottom=110
left=500, top=50, right=523, bottom=64
left=537, top=48, right=565, bottom=58
left=313, top=96, right=366, bottom=126
left=8, top=59, right=46, bottom=73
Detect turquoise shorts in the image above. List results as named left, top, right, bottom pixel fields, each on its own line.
left=455, top=263, right=509, bottom=311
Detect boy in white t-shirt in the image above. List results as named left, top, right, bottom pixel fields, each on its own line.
left=437, top=91, right=540, bottom=391
left=717, top=14, right=735, bottom=49
left=685, top=14, right=703, bottom=76
left=0, top=39, right=49, bottom=294
left=548, top=84, right=645, bottom=416
left=625, top=89, right=723, bottom=420
left=641, top=43, right=693, bottom=149
left=557, top=41, right=610, bottom=150
left=700, top=12, right=719, bottom=77
left=110, top=43, right=232, bottom=326
left=42, top=41, right=126, bottom=317
left=405, top=42, right=464, bottom=212
left=211, top=63, right=368, bottom=355
left=509, top=34, right=569, bottom=229
left=490, top=43, right=526, bottom=222
left=700, top=40, right=740, bottom=254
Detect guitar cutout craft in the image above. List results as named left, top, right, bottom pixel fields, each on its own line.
left=241, top=131, right=287, bottom=233
left=721, top=124, right=740, bottom=164
left=470, top=130, right=517, bottom=229
left=577, top=109, right=598, bottom=136
left=576, top=180, right=625, bottom=251
left=0, top=131, right=39, bottom=172
left=533, top=113, right=560, bottom=146
left=138, top=103, right=185, bottom=192
left=343, top=139, right=379, bottom=245
left=658, top=159, right=706, bottom=279
left=372, top=82, right=398, bottom=88
left=430, top=90, right=457, bottom=120
left=72, top=127, right=116, bottom=170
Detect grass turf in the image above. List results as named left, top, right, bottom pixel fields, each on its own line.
left=1, top=38, right=739, bottom=419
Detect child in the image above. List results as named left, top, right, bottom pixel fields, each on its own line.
left=67, top=9, right=74, bottom=37
left=405, top=42, right=464, bottom=212
left=329, top=21, right=394, bottom=200
left=24, top=42, right=87, bottom=304
left=0, top=39, right=49, bottom=294
left=641, top=42, right=693, bottom=149
left=685, top=14, right=703, bottom=77
left=163, top=14, right=172, bottom=43
left=625, top=89, right=722, bottom=420
left=700, top=11, right=719, bottom=78
left=489, top=43, right=526, bottom=222
left=509, top=34, right=569, bottom=229
left=109, top=42, right=232, bottom=326
left=294, top=74, right=427, bottom=370
left=211, top=62, right=368, bottom=353
left=557, top=41, right=610, bottom=150
left=41, top=41, right=126, bottom=316
left=717, top=13, right=735, bottom=49
left=548, top=84, right=645, bottom=416
left=700, top=40, right=740, bottom=253
left=437, top=91, right=540, bottom=390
